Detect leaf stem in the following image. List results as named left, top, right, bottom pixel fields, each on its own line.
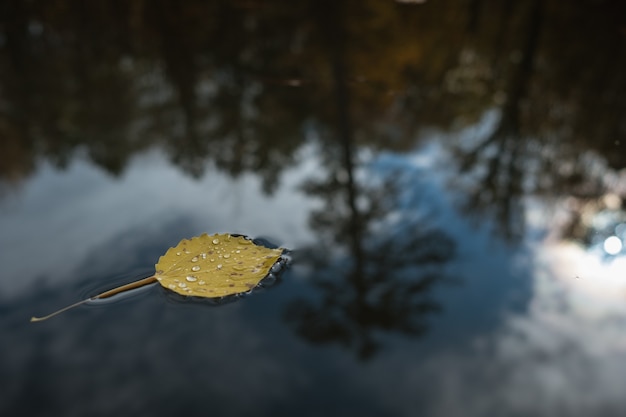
left=30, top=275, right=158, bottom=322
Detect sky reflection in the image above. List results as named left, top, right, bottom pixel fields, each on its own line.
left=3, top=127, right=626, bottom=415
left=358, top=243, right=626, bottom=417
left=1, top=1, right=625, bottom=410
left=0, top=147, right=316, bottom=301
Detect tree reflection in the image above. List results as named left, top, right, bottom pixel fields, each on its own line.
left=451, top=0, right=543, bottom=239
left=1, top=0, right=625, bottom=237
left=286, top=188, right=456, bottom=360
left=285, top=0, right=455, bottom=360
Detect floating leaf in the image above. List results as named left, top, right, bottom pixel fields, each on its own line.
left=154, top=233, right=283, bottom=297
left=31, top=233, right=285, bottom=322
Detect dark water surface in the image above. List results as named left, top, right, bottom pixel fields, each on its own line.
left=2, top=1, right=626, bottom=416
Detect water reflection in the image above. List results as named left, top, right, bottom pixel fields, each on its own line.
left=284, top=8, right=455, bottom=358
left=2, top=0, right=626, bottom=416
left=452, top=0, right=541, bottom=239
left=288, top=163, right=455, bottom=359
left=2, top=0, right=626, bottom=239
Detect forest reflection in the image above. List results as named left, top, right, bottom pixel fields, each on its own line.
left=1, top=0, right=625, bottom=286
left=2, top=0, right=624, bottom=237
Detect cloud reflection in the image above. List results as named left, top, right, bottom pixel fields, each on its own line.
left=0, top=149, right=316, bottom=301
left=367, top=239, right=626, bottom=417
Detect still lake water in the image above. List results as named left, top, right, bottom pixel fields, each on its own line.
left=2, top=1, right=626, bottom=416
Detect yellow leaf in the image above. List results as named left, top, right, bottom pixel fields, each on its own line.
left=155, top=233, right=283, bottom=298
left=30, top=233, right=285, bottom=322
